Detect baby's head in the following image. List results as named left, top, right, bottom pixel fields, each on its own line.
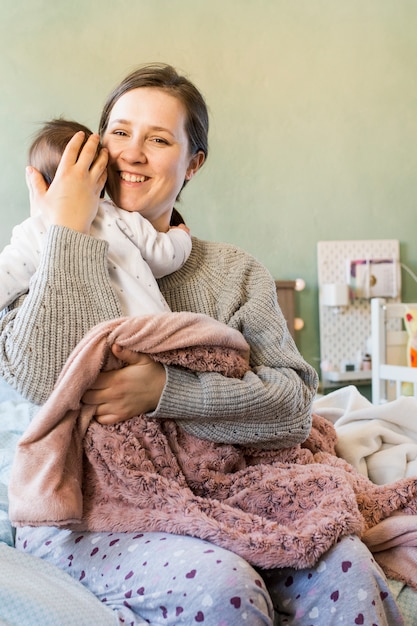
left=28, top=118, right=95, bottom=185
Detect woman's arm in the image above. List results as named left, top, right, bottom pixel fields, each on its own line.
left=155, top=271, right=317, bottom=448
left=0, top=227, right=122, bottom=403
left=83, top=241, right=318, bottom=449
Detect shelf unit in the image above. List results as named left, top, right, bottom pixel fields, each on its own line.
left=317, top=239, right=400, bottom=395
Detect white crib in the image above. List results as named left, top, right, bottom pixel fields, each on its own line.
left=371, top=297, right=417, bottom=403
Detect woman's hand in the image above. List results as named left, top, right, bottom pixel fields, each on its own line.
left=26, top=132, right=108, bottom=233
left=81, top=344, right=167, bottom=425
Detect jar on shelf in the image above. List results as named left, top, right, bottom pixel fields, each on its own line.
left=361, top=354, right=372, bottom=371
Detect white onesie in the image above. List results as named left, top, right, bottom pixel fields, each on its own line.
left=0, top=199, right=191, bottom=316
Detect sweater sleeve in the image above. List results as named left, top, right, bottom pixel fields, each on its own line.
left=0, top=226, right=122, bottom=404
left=152, top=253, right=318, bottom=449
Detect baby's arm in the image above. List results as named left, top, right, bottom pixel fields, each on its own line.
left=118, top=213, right=192, bottom=278
left=146, top=226, right=192, bottom=278
left=172, top=223, right=190, bottom=236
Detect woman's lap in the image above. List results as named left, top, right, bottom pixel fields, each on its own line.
left=262, top=535, right=404, bottom=626
left=15, top=527, right=273, bottom=626
left=16, top=529, right=404, bottom=626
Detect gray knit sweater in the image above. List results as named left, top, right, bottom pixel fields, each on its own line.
left=0, top=225, right=318, bottom=448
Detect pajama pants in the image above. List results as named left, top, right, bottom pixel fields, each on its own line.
left=15, top=529, right=404, bottom=626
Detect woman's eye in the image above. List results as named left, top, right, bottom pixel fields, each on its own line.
left=152, top=137, right=168, bottom=145
left=113, top=130, right=127, bottom=136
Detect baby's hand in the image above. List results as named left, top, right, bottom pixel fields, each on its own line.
left=172, top=223, right=190, bottom=236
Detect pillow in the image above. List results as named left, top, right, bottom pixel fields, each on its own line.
left=0, top=543, right=117, bottom=626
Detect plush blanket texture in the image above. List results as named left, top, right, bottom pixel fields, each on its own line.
left=8, top=313, right=417, bottom=574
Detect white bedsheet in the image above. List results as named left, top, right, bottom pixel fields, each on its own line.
left=313, top=385, right=417, bottom=485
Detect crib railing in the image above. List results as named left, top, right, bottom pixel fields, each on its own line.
left=371, top=297, right=417, bottom=403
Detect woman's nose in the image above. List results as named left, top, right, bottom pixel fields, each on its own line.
left=121, top=138, right=147, bottom=163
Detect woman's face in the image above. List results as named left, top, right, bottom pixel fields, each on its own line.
left=102, top=87, right=203, bottom=231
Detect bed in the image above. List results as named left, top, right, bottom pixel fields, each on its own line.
left=311, top=296, right=417, bottom=623
left=308, top=296, right=417, bottom=623
left=3, top=388, right=417, bottom=624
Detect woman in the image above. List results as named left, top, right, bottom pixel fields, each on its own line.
left=3, top=64, right=404, bottom=625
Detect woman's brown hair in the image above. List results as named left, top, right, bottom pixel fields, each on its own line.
left=99, top=63, right=209, bottom=164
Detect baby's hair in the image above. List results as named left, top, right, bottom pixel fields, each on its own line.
left=29, top=117, right=185, bottom=225
left=28, top=118, right=95, bottom=185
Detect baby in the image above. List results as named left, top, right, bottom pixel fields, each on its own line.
left=0, top=119, right=191, bottom=316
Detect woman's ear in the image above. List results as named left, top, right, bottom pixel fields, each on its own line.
left=185, top=151, right=205, bottom=181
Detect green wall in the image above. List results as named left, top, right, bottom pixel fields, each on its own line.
left=2, top=0, right=417, bottom=374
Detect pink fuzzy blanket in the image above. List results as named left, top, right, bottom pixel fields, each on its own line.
left=8, top=312, right=417, bottom=572
left=363, top=514, right=417, bottom=591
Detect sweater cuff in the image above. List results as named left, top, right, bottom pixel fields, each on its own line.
left=41, top=225, right=109, bottom=281
left=149, top=364, right=202, bottom=420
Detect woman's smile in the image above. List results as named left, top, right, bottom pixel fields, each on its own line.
left=119, top=172, right=149, bottom=184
